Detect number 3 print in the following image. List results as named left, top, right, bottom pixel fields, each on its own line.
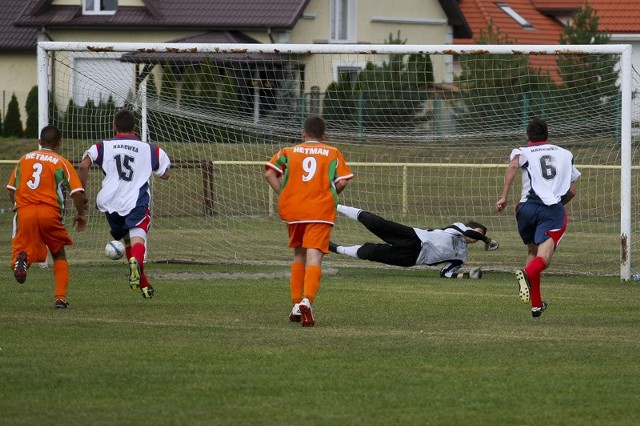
left=26, top=163, right=44, bottom=190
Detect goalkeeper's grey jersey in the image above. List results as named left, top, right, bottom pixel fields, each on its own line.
left=413, top=222, right=469, bottom=266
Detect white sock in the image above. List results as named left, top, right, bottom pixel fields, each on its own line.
left=337, top=204, right=361, bottom=221
left=336, top=245, right=362, bottom=259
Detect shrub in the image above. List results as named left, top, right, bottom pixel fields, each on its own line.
left=25, top=86, right=38, bottom=138
left=3, top=93, right=24, bottom=138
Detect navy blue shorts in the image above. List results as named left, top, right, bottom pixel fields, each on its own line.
left=105, top=206, right=151, bottom=240
left=515, top=201, right=567, bottom=246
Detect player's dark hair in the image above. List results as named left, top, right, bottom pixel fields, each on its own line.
left=114, top=109, right=136, bottom=133
left=466, top=221, right=487, bottom=235
left=527, top=117, right=548, bottom=142
left=304, top=114, right=326, bottom=139
left=39, top=125, right=61, bottom=148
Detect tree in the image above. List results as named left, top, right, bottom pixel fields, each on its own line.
left=455, top=20, right=555, bottom=132
left=62, top=99, right=82, bottom=140
left=3, top=93, right=24, bottom=138
left=25, top=86, right=38, bottom=138
left=323, top=80, right=358, bottom=126
left=322, top=31, right=434, bottom=130
left=556, top=3, right=619, bottom=134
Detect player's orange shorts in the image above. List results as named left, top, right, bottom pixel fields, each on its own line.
left=287, top=222, right=332, bottom=253
left=11, top=206, right=73, bottom=267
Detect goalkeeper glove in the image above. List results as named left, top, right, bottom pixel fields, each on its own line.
left=469, top=267, right=483, bottom=279
left=484, top=238, right=499, bottom=251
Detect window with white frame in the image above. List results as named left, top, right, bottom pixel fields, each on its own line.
left=330, top=0, right=356, bottom=43
left=83, top=0, right=118, bottom=15
left=333, top=60, right=367, bottom=87
left=337, top=66, right=360, bottom=88
left=496, top=3, right=533, bottom=28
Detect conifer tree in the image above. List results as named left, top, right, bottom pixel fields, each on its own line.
left=3, top=93, right=24, bottom=138
left=25, top=86, right=39, bottom=138
left=557, top=3, right=618, bottom=134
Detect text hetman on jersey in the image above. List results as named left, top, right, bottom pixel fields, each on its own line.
left=113, top=144, right=139, bottom=153
left=25, top=153, right=59, bottom=164
left=293, top=146, right=330, bottom=156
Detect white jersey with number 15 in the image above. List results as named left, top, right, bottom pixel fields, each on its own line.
left=83, top=136, right=171, bottom=215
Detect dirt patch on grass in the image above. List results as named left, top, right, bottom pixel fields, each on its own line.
left=151, top=267, right=339, bottom=281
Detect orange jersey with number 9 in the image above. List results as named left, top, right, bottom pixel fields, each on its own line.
left=266, top=141, right=353, bottom=224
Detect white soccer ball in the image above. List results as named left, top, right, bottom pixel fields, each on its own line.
left=105, top=240, right=125, bottom=260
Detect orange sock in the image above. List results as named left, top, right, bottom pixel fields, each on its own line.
left=290, top=262, right=305, bottom=304
left=303, top=265, right=322, bottom=304
left=53, top=259, right=69, bottom=300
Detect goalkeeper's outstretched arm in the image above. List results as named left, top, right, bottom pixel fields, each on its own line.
left=462, top=228, right=499, bottom=251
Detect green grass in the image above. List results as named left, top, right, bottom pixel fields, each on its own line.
left=1, top=263, right=640, bottom=425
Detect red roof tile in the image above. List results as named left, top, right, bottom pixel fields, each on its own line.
left=455, top=0, right=566, bottom=46
left=454, top=0, right=569, bottom=80
left=531, top=1, right=640, bottom=34
left=530, top=0, right=583, bottom=11
left=454, top=0, right=640, bottom=81
left=583, top=0, right=640, bottom=33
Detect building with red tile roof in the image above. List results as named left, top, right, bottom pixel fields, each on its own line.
left=455, top=0, right=640, bottom=82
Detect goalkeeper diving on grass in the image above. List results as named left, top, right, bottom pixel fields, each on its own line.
left=329, top=205, right=499, bottom=278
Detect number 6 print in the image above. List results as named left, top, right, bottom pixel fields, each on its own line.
left=539, top=155, right=557, bottom=180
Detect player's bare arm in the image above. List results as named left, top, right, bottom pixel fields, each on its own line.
left=496, top=156, right=520, bottom=212
left=71, top=191, right=88, bottom=232
left=335, top=179, right=349, bottom=194
left=78, top=156, right=93, bottom=189
left=264, top=168, right=281, bottom=194
left=562, top=182, right=577, bottom=205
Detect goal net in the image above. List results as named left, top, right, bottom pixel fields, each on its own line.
left=36, top=41, right=637, bottom=278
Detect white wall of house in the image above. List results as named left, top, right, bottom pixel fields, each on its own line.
left=0, top=53, right=37, bottom=126
left=290, top=0, right=453, bottom=99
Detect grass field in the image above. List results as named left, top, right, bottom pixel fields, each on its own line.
left=2, top=262, right=640, bottom=425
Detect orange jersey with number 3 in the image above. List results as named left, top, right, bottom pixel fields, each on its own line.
left=7, top=149, right=84, bottom=212
left=266, top=141, right=353, bottom=224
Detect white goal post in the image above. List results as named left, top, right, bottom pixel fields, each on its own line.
left=36, top=41, right=635, bottom=278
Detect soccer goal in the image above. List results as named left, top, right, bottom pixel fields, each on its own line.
left=37, top=41, right=637, bottom=278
